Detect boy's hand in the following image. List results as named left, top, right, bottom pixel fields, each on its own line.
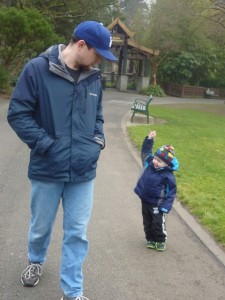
left=148, top=130, right=156, bottom=139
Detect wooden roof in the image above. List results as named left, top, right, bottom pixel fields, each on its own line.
left=127, top=39, right=158, bottom=56
left=107, top=18, right=159, bottom=57
left=107, top=18, right=135, bottom=38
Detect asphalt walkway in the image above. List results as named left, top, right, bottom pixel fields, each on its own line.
left=1, top=90, right=225, bottom=300
left=85, top=90, right=225, bottom=300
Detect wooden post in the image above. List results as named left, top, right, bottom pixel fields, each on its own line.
left=118, top=49, right=123, bottom=75
left=138, top=60, right=143, bottom=76
left=122, top=46, right=128, bottom=75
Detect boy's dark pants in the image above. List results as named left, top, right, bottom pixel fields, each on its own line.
left=141, top=200, right=167, bottom=242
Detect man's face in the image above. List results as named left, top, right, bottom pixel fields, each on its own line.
left=78, top=42, right=103, bottom=68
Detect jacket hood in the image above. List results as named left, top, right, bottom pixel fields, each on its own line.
left=39, top=44, right=60, bottom=63
left=170, top=156, right=179, bottom=171
left=39, top=44, right=100, bottom=83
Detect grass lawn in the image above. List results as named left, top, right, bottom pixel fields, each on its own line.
left=127, top=103, right=225, bottom=248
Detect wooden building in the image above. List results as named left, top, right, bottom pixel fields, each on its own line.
left=100, top=18, right=159, bottom=92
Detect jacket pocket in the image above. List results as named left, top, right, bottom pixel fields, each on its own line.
left=30, top=135, right=71, bottom=176
left=71, top=134, right=101, bottom=175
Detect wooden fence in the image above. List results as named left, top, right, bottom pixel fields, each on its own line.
left=161, top=82, right=225, bottom=99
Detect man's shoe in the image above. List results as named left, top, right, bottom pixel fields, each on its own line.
left=61, top=296, right=90, bottom=300
left=146, top=240, right=156, bottom=249
left=21, top=263, right=42, bottom=287
left=156, top=242, right=166, bottom=251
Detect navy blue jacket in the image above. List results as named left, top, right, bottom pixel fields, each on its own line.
left=134, top=137, right=179, bottom=213
left=8, top=44, right=105, bottom=182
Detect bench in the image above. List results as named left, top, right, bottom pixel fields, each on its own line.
left=204, top=89, right=218, bottom=99
left=131, top=95, right=153, bottom=123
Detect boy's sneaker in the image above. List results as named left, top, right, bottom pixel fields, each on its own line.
left=156, top=242, right=166, bottom=251
left=21, top=263, right=42, bottom=287
left=146, top=240, right=156, bottom=249
left=61, top=297, right=90, bottom=300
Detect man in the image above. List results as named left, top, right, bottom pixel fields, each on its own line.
left=8, top=21, right=117, bottom=300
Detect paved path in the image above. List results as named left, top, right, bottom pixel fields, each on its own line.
left=1, top=91, right=225, bottom=300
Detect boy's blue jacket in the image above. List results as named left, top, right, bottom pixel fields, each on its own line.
left=134, top=137, right=179, bottom=213
left=7, top=44, right=105, bottom=182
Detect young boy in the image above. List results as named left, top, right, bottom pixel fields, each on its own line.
left=134, top=130, right=179, bottom=251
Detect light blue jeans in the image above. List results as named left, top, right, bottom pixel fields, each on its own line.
left=28, top=179, right=94, bottom=298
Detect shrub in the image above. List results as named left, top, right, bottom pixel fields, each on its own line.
left=106, top=81, right=116, bottom=88
left=0, top=65, right=9, bottom=90
left=140, top=84, right=166, bottom=97
left=127, top=82, right=136, bottom=90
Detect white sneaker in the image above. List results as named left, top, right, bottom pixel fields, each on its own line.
left=21, top=263, right=43, bottom=287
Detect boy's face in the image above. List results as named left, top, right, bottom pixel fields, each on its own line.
left=153, top=156, right=168, bottom=169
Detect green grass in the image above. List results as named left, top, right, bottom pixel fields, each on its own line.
left=127, top=104, right=225, bottom=247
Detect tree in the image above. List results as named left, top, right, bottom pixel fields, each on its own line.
left=158, top=50, right=221, bottom=86
left=0, top=0, right=118, bottom=39
left=121, top=0, right=149, bottom=27
left=202, top=0, right=225, bottom=29
left=0, top=7, right=60, bottom=82
left=132, top=0, right=225, bottom=86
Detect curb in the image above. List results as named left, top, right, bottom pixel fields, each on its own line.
left=121, top=110, right=225, bottom=268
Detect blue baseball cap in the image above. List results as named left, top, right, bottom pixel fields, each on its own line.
left=73, top=21, right=117, bottom=61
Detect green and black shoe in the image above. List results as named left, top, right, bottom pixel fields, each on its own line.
left=146, top=240, right=156, bottom=249
left=156, top=242, right=166, bottom=251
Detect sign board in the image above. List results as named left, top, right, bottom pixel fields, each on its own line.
left=112, top=34, right=124, bottom=45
